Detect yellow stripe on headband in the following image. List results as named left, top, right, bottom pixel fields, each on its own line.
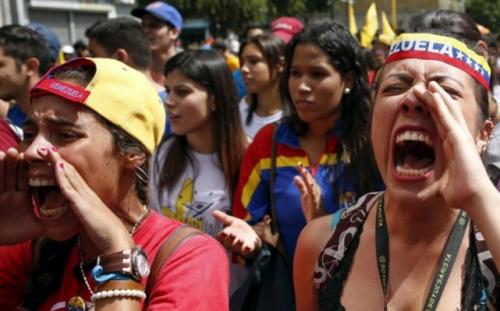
left=386, top=33, right=491, bottom=89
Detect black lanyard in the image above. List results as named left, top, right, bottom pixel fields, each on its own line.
left=375, top=195, right=469, bottom=310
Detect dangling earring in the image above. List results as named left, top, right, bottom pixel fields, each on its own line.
left=479, top=139, right=490, bottom=155
left=210, top=96, right=216, bottom=112
left=344, top=88, right=351, bottom=94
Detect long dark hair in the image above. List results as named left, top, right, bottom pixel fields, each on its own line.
left=22, top=65, right=151, bottom=309
left=239, top=33, right=286, bottom=126
left=408, top=10, right=483, bottom=42
left=157, top=50, right=246, bottom=197
left=282, top=21, right=379, bottom=195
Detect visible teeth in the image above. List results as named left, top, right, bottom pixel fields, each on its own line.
left=396, top=131, right=432, bottom=146
left=396, top=165, right=430, bottom=176
left=39, top=203, right=68, bottom=218
left=29, top=178, right=57, bottom=187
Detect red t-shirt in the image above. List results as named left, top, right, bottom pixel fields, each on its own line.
left=0, top=211, right=229, bottom=310
left=0, top=119, right=19, bottom=152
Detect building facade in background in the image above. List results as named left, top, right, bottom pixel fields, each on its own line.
left=1, top=0, right=134, bottom=44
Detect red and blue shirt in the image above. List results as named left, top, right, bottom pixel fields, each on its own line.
left=233, top=122, right=359, bottom=259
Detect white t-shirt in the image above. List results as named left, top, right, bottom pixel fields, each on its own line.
left=239, top=97, right=283, bottom=139
left=150, top=140, right=230, bottom=237
left=150, top=140, right=247, bottom=294
left=493, top=84, right=500, bottom=104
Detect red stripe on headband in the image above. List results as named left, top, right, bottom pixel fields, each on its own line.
left=386, top=51, right=490, bottom=90
left=30, top=79, right=90, bottom=104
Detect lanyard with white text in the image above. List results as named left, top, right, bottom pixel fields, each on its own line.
left=375, top=196, right=469, bottom=311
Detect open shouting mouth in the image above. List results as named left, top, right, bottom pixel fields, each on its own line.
left=393, top=129, right=435, bottom=179
left=30, top=178, right=69, bottom=219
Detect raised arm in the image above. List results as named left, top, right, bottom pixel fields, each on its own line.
left=416, top=81, right=500, bottom=270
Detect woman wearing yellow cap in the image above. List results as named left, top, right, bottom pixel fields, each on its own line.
left=0, top=58, right=229, bottom=310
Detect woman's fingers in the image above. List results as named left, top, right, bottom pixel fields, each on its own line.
left=228, top=229, right=260, bottom=256
left=213, top=210, right=234, bottom=226
left=294, top=175, right=307, bottom=196
left=215, top=214, right=262, bottom=255
left=428, top=81, right=468, bottom=129
left=5, top=148, right=20, bottom=191
left=43, top=149, right=78, bottom=200
left=295, top=162, right=322, bottom=222
left=232, top=238, right=244, bottom=251
left=0, top=151, right=6, bottom=192
left=16, top=154, right=29, bottom=192
left=296, top=162, right=316, bottom=194
left=417, top=82, right=468, bottom=139
left=47, top=149, right=84, bottom=191
left=218, top=231, right=236, bottom=249
left=416, top=88, right=453, bottom=136
left=42, top=148, right=105, bottom=220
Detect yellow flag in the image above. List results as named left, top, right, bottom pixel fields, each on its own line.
left=360, top=2, right=379, bottom=48
left=348, top=1, right=358, bottom=37
left=57, top=50, right=65, bottom=64
left=379, top=11, right=396, bottom=45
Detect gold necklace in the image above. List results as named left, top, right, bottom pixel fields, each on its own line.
left=130, top=205, right=149, bottom=236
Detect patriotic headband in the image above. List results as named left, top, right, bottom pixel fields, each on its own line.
left=385, top=33, right=491, bottom=90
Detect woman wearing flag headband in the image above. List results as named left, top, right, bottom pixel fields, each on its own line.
left=294, top=30, right=500, bottom=310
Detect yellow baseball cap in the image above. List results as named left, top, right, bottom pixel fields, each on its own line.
left=30, top=58, right=165, bottom=153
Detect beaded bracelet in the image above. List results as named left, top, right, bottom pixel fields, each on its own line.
left=90, top=289, right=147, bottom=302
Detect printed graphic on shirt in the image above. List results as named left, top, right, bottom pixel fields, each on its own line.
left=150, top=141, right=231, bottom=237
left=160, top=174, right=230, bottom=237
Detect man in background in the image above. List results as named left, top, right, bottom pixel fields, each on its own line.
left=0, top=25, right=54, bottom=128
left=86, top=16, right=171, bottom=135
left=85, top=17, right=165, bottom=92
left=131, top=1, right=182, bottom=87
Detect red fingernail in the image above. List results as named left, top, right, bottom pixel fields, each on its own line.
left=58, top=162, right=64, bottom=169
left=51, top=146, right=58, bottom=152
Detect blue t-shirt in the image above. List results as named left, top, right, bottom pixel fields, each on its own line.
left=7, top=105, right=26, bottom=128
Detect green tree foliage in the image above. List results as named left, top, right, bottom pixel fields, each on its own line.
left=268, top=0, right=306, bottom=16
left=135, top=0, right=337, bottom=35
left=195, top=0, right=270, bottom=35
left=465, top=0, right=500, bottom=33
left=137, top=0, right=270, bottom=35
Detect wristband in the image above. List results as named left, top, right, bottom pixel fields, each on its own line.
left=92, top=264, right=133, bottom=284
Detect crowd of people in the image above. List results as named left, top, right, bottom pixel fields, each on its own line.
left=1, top=1, right=500, bottom=311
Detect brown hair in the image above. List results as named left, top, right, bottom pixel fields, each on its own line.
left=239, top=33, right=286, bottom=126
left=157, top=50, right=247, bottom=198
